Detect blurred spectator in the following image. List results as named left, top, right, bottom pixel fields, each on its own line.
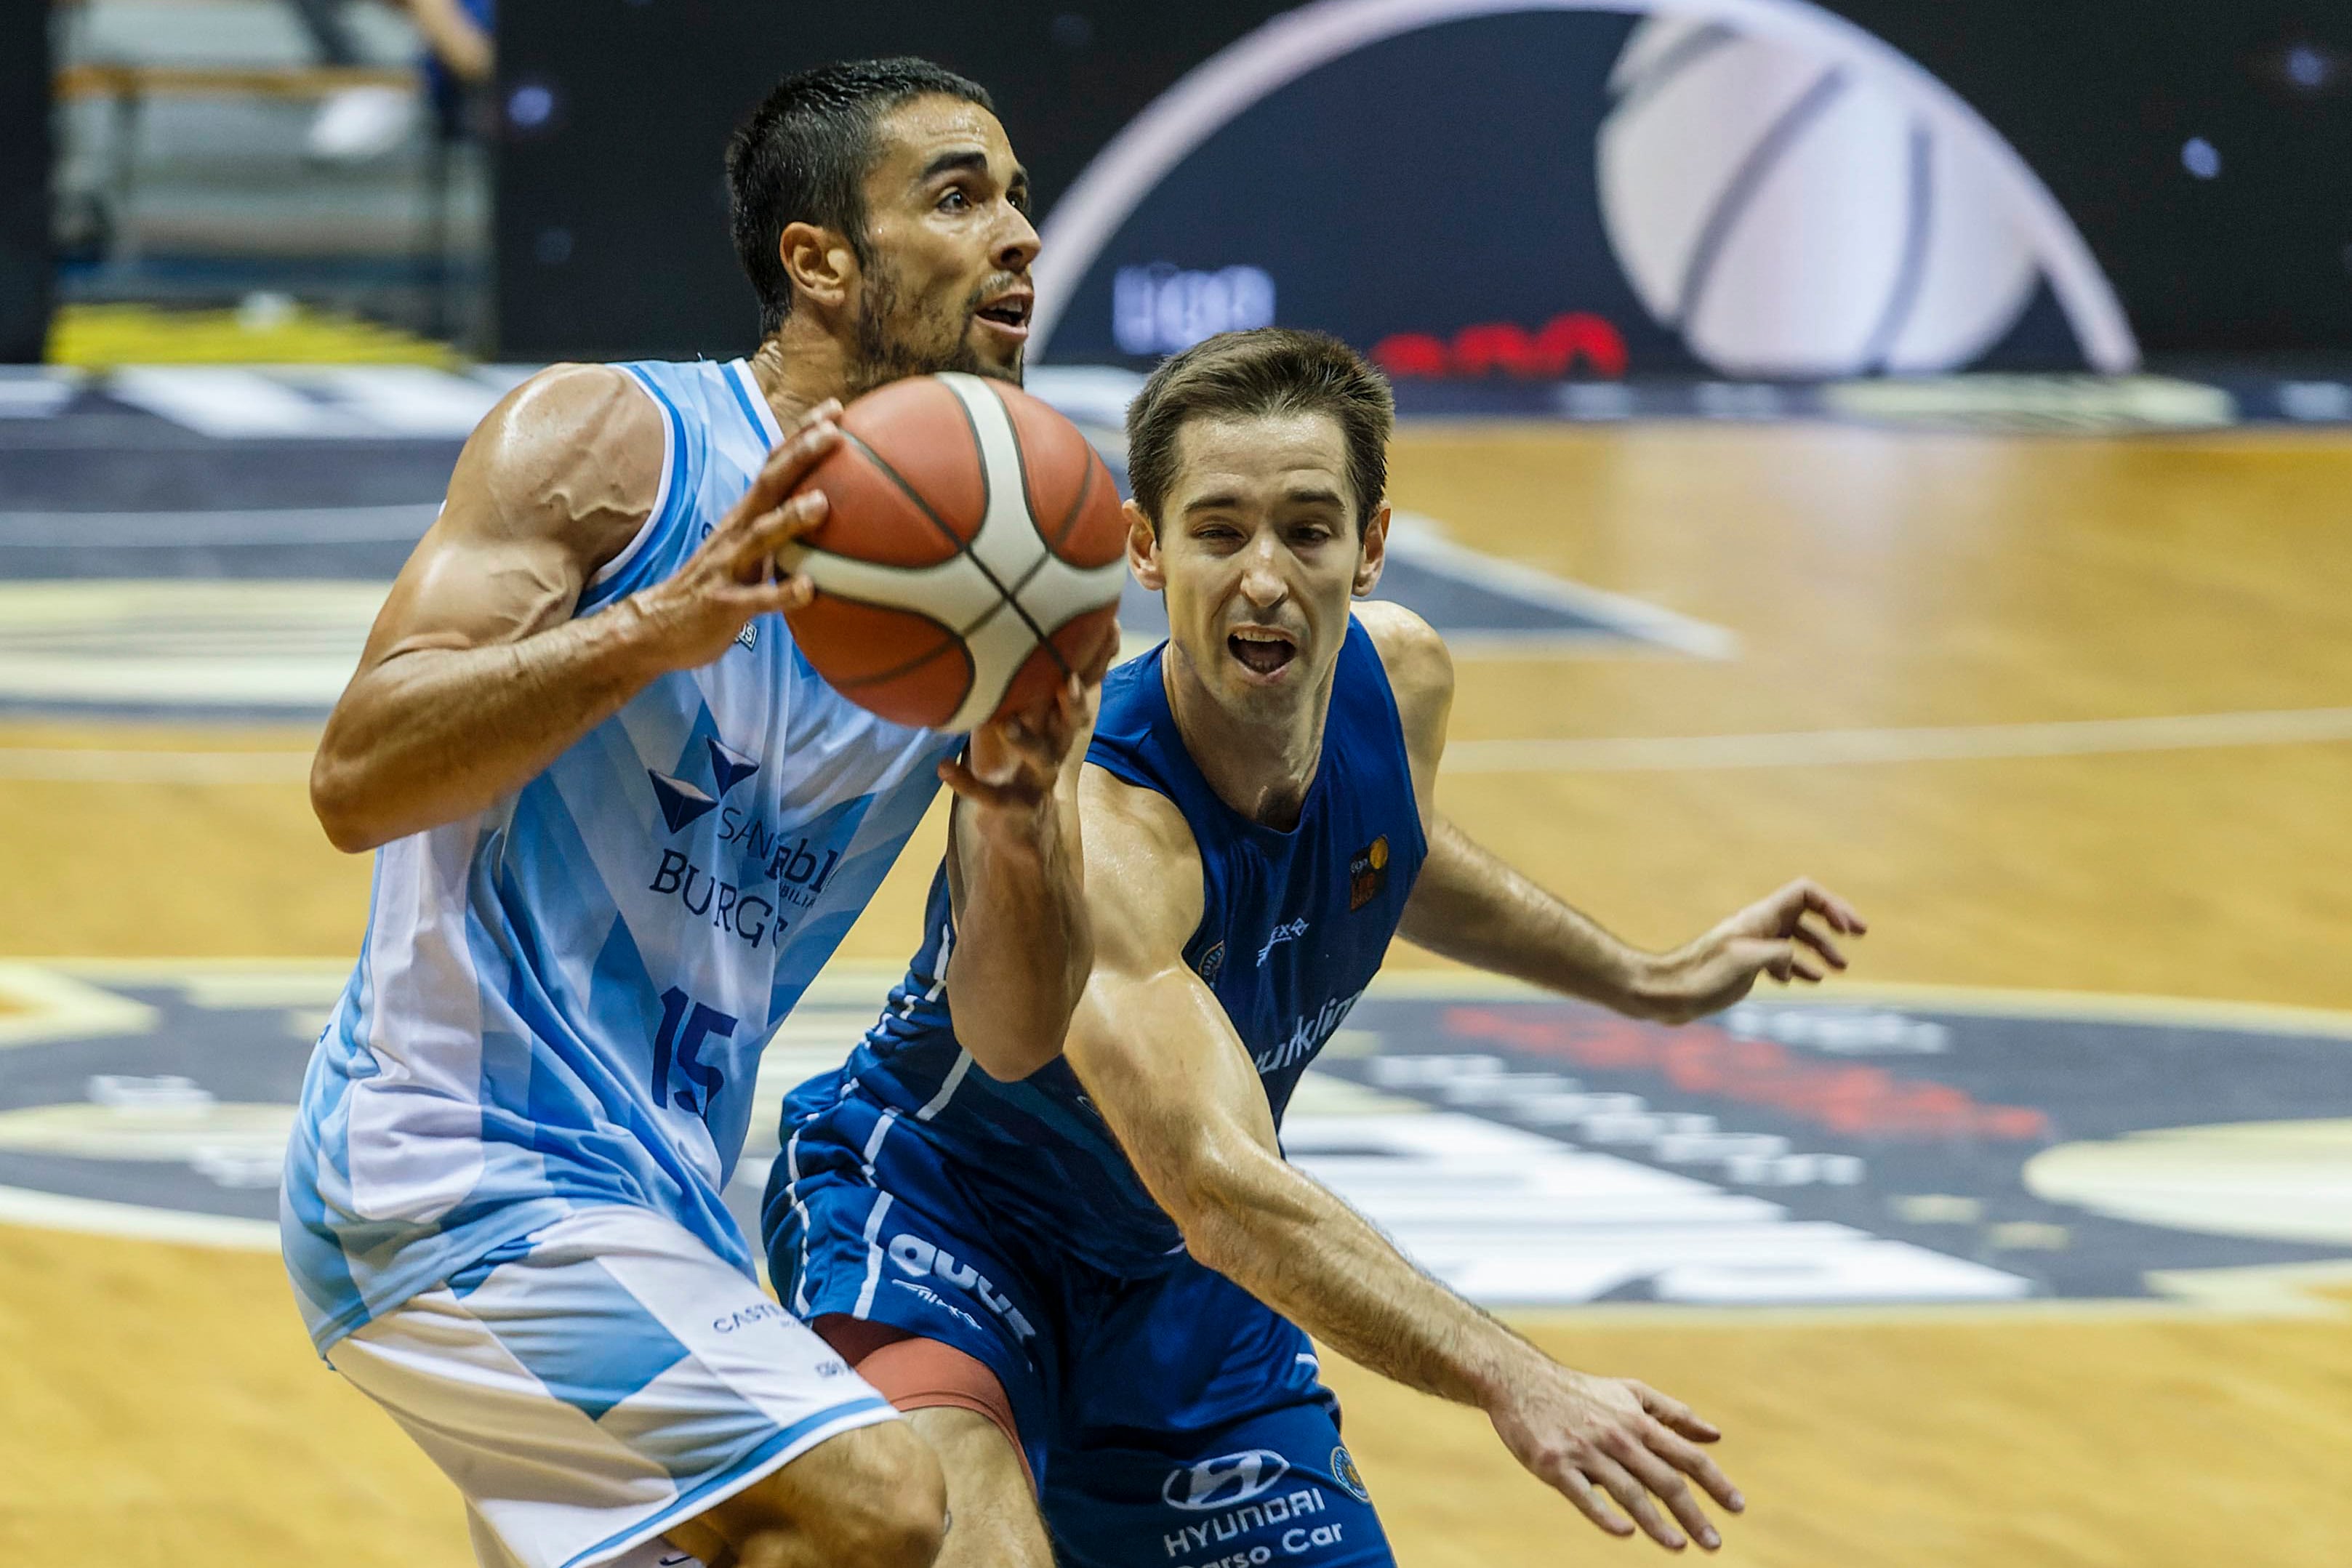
left=293, top=0, right=413, bottom=164
left=297, top=0, right=492, bottom=163
left=410, top=0, right=494, bottom=136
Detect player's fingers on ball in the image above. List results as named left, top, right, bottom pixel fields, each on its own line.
left=785, top=396, right=842, bottom=437
left=749, top=422, right=833, bottom=504
left=1554, top=1469, right=1634, bottom=1537
left=748, top=490, right=827, bottom=553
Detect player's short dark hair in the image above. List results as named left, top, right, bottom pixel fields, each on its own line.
left=727, top=57, right=994, bottom=338
left=1125, top=329, right=1395, bottom=535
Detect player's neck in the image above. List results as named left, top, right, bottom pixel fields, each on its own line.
left=743, top=329, right=851, bottom=431
left=1162, top=643, right=1337, bottom=832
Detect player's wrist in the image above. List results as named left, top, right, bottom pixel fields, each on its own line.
left=612, top=585, right=717, bottom=677
left=1466, top=1335, right=1556, bottom=1412
left=961, top=792, right=1060, bottom=858
left=1602, top=947, right=1674, bottom=1021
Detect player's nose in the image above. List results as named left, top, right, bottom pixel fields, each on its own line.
left=1237, top=534, right=1288, bottom=606
left=993, top=203, right=1041, bottom=274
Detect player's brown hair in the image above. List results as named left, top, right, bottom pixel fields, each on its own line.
left=728, top=58, right=994, bottom=339
left=1124, top=329, right=1395, bottom=535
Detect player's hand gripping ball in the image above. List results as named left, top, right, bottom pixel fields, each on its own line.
left=777, top=373, right=1126, bottom=731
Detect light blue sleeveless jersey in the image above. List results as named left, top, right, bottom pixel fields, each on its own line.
left=283, top=358, right=961, bottom=1354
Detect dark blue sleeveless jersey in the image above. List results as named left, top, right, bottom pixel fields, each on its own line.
left=774, top=616, right=1428, bottom=1277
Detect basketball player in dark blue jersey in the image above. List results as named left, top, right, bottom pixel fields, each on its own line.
left=765, top=330, right=1868, bottom=1568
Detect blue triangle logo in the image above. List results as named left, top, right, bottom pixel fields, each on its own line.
left=706, top=737, right=760, bottom=797
left=649, top=771, right=718, bottom=834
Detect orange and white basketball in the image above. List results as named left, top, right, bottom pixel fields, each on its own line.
left=780, top=372, right=1126, bottom=731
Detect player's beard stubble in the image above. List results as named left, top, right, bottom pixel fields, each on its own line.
left=848, top=255, right=1024, bottom=394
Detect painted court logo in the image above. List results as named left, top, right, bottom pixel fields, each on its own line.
left=1163, top=1450, right=1291, bottom=1511
left=2, top=965, right=2349, bottom=1313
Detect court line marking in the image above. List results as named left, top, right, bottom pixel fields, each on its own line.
left=0, top=1183, right=278, bottom=1252
left=0, top=504, right=438, bottom=548
left=0, top=749, right=315, bottom=782
left=1445, top=706, right=2352, bottom=773
left=15, top=704, right=2352, bottom=784
left=1386, top=512, right=1738, bottom=658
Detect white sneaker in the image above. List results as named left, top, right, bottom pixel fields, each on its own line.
left=306, top=85, right=417, bottom=164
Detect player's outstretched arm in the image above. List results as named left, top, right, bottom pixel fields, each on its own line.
left=1354, top=600, right=1869, bottom=1023
left=310, top=367, right=843, bottom=852
left=1065, top=768, right=1741, bottom=1553
left=938, top=626, right=1120, bottom=1081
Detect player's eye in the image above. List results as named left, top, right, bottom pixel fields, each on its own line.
left=936, top=187, right=971, bottom=212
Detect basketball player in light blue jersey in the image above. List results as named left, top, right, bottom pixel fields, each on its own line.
left=767, top=331, right=1871, bottom=1567
left=282, top=60, right=1107, bottom=1568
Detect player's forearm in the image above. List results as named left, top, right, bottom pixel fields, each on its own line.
left=944, top=804, right=1091, bottom=1079
left=311, top=600, right=669, bottom=852
left=1399, top=816, right=1662, bottom=1017
left=1179, top=1148, right=1541, bottom=1412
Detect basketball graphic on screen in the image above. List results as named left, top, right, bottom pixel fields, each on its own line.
left=779, top=373, right=1128, bottom=731
left=1597, top=14, right=2040, bottom=379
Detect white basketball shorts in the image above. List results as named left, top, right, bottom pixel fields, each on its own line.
left=326, top=1205, right=897, bottom=1568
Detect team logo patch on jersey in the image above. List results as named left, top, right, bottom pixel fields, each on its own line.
left=1197, top=941, right=1227, bottom=984
left=1330, top=1446, right=1371, bottom=1503
left=1347, top=835, right=1391, bottom=911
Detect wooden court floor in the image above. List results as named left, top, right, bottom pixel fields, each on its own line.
left=4, top=422, right=2351, bottom=1566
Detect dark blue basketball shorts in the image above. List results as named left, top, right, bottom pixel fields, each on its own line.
left=764, top=1094, right=1394, bottom=1568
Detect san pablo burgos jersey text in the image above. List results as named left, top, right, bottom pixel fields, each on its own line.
left=284, top=358, right=960, bottom=1354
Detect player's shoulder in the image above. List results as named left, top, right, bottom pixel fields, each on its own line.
left=447, top=363, right=668, bottom=553
left=1080, top=763, right=1201, bottom=861
left=476, top=363, right=667, bottom=486
left=1079, top=764, right=1207, bottom=948
left=1352, top=600, right=1454, bottom=717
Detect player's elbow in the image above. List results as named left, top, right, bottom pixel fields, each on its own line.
left=310, top=747, right=391, bottom=854
left=1159, top=1146, right=1280, bottom=1272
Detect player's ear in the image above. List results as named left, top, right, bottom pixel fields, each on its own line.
left=1352, top=500, right=1391, bottom=598
left=1124, top=499, right=1165, bottom=591
left=779, top=221, right=856, bottom=313
left=1123, top=499, right=1165, bottom=589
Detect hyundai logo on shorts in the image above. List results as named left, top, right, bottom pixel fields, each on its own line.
left=1161, top=1449, right=1292, bottom=1511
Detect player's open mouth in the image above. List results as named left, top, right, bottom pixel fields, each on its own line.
left=974, top=291, right=1032, bottom=341
left=1228, top=627, right=1297, bottom=678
